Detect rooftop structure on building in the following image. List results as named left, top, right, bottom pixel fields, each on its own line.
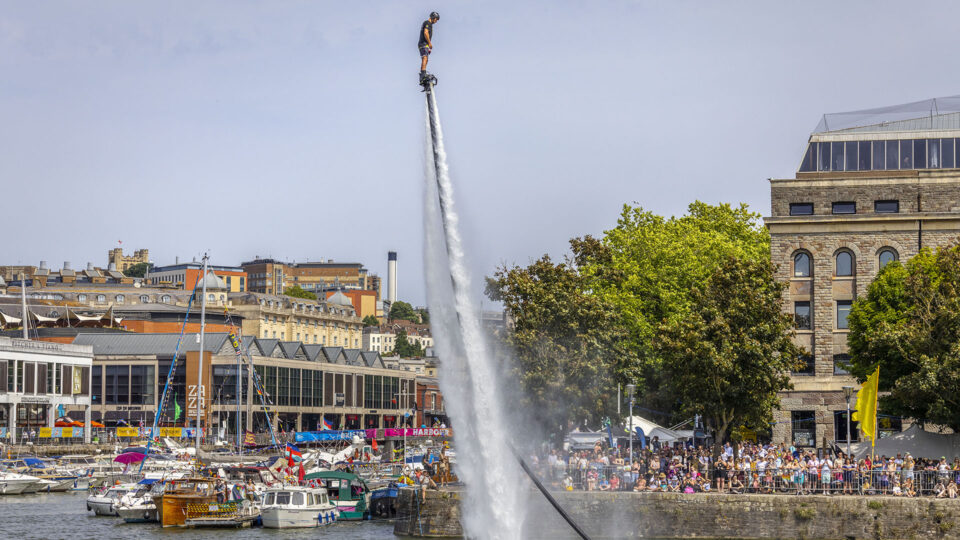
left=1, top=261, right=139, bottom=288
left=800, top=94, right=960, bottom=173
left=764, top=94, right=960, bottom=448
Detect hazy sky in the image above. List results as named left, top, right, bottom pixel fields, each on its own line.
left=4, top=1, right=960, bottom=305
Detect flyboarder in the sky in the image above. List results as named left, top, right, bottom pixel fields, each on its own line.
left=419, top=11, right=439, bottom=86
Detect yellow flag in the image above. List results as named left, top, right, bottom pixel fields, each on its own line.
left=852, top=366, right=880, bottom=446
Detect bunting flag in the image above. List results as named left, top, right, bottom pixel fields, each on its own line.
left=174, top=393, right=182, bottom=422
left=852, top=366, right=880, bottom=447
left=244, top=430, right=256, bottom=446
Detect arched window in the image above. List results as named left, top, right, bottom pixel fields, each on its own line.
left=793, top=252, right=811, bottom=277
left=208, top=293, right=215, bottom=302
left=836, top=251, right=854, bottom=276
left=77, top=294, right=87, bottom=302
left=115, top=294, right=125, bottom=304
left=161, top=295, right=171, bottom=304
left=140, top=295, right=149, bottom=303
left=879, top=248, right=898, bottom=269
left=96, top=294, right=106, bottom=303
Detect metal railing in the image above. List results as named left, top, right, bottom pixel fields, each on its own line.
left=536, top=464, right=960, bottom=498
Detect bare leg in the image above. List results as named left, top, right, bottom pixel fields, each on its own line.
left=420, top=56, right=428, bottom=72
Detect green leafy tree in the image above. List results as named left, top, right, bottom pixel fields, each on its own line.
left=389, top=301, right=419, bottom=322
left=124, top=262, right=150, bottom=278
left=486, top=254, right=627, bottom=438
left=416, top=308, right=430, bottom=325
left=656, top=256, right=802, bottom=444
left=486, top=201, right=774, bottom=432
left=362, top=315, right=380, bottom=327
left=848, top=246, right=960, bottom=430
left=283, top=286, right=316, bottom=300
left=392, top=329, right=424, bottom=358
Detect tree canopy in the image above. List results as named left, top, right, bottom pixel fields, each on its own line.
left=392, top=329, right=424, bottom=358
left=389, top=301, right=419, bottom=323
left=124, top=262, right=150, bottom=278
left=283, top=286, right=316, bottom=300
left=657, top=256, right=801, bottom=443
left=486, top=201, right=789, bottom=437
left=848, top=246, right=960, bottom=430
left=362, top=315, right=380, bottom=327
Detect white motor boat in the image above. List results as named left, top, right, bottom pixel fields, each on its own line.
left=261, top=486, right=338, bottom=528
left=86, top=483, right=139, bottom=516
left=0, top=472, right=44, bottom=495
left=116, top=484, right=161, bottom=523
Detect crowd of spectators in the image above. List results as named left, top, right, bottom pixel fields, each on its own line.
left=532, top=438, right=960, bottom=498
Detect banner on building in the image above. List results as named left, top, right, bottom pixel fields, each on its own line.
left=63, top=427, right=77, bottom=438
left=160, top=427, right=183, bottom=438
left=383, top=428, right=451, bottom=438
left=295, top=430, right=366, bottom=443
left=72, top=367, right=83, bottom=395
left=117, top=427, right=140, bottom=437
left=39, top=427, right=52, bottom=438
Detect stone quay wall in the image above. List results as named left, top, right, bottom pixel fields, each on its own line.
left=396, top=489, right=960, bottom=539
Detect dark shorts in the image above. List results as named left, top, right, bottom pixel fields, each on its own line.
left=419, top=46, right=431, bottom=57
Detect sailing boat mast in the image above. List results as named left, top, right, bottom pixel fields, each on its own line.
left=196, top=254, right=209, bottom=458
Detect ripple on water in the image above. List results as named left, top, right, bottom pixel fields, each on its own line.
left=0, top=492, right=397, bottom=540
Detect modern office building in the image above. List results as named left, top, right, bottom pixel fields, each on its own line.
left=0, top=336, right=94, bottom=442
left=241, top=258, right=380, bottom=299
left=72, top=332, right=415, bottom=433
left=766, top=95, right=960, bottom=447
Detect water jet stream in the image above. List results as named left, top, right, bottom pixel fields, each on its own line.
left=422, top=84, right=589, bottom=540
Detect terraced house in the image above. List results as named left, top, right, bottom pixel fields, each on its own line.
left=766, top=96, right=960, bottom=447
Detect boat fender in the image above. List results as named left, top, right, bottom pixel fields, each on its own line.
left=144, top=511, right=150, bottom=520
left=87, top=504, right=92, bottom=511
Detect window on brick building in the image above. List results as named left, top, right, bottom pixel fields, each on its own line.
left=833, top=353, right=851, bottom=375
left=837, top=301, right=852, bottom=329
left=879, top=248, right=898, bottom=268
left=874, top=200, right=899, bottom=213
left=792, top=411, right=816, bottom=447
left=793, top=354, right=815, bottom=376
left=832, top=201, right=856, bottom=214
left=835, top=251, right=854, bottom=276
left=793, top=252, right=811, bottom=277
left=790, top=203, right=814, bottom=216
left=834, top=410, right=860, bottom=443
left=794, top=301, right=811, bottom=330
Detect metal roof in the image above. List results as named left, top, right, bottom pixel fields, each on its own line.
left=815, top=95, right=960, bottom=134
left=72, top=332, right=230, bottom=356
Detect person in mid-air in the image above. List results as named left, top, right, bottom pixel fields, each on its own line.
left=419, top=11, right=439, bottom=83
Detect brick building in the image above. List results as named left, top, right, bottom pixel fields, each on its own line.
left=766, top=96, right=960, bottom=447
left=241, top=258, right=381, bottom=299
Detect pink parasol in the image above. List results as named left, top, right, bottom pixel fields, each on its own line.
left=114, top=453, right=146, bottom=465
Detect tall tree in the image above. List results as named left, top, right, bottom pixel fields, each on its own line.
left=389, top=301, right=419, bottom=322
left=486, top=254, right=627, bottom=438
left=283, top=286, right=316, bottom=300
left=656, top=256, right=802, bottom=443
left=392, top=329, right=424, bottom=358
left=124, top=262, right=150, bottom=278
left=848, top=246, right=960, bottom=430
left=362, top=315, right=380, bottom=327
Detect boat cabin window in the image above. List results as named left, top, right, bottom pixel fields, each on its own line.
left=321, top=494, right=328, bottom=505
left=292, top=492, right=305, bottom=506
left=264, top=492, right=275, bottom=505
left=276, top=492, right=291, bottom=505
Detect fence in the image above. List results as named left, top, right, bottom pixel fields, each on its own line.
left=543, top=464, right=960, bottom=497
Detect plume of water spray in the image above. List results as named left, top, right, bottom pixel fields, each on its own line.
left=422, top=92, right=524, bottom=539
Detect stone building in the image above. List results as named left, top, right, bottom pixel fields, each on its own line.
left=241, top=257, right=381, bottom=299
left=766, top=96, right=960, bottom=447
left=107, top=248, right=149, bottom=273
left=231, top=292, right=363, bottom=348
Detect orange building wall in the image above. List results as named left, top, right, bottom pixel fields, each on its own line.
left=121, top=320, right=234, bottom=334
left=326, top=290, right=376, bottom=318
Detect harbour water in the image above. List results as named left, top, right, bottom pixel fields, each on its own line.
left=0, top=491, right=396, bottom=540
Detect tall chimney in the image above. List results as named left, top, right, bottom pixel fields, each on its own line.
left=39, top=261, right=47, bottom=270
left=63, top=261, right=71, bottom=270
left=388, top=251, right=398, bottom=303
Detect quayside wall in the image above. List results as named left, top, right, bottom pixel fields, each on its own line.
left=395, top=489, right=960, bottom=539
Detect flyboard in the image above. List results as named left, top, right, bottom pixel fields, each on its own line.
left=420, top=72, right=592, bottom=540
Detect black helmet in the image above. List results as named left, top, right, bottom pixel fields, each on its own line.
left=430, top=11, right=439, bottom=20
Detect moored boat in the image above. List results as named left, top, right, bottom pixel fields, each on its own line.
left=152, top=476, right=217, bottom=527
left=87, top=483, right=140, bottom=516
left=261, top=485, right=337, bottom=528
left=304, top=470, right=371, bottom=520
left=0, top=472, right=43, bottom=495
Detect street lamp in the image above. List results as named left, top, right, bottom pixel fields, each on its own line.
left=626, top=384, right=636, bottom=463
left=842, top=386, right=855, bottom=457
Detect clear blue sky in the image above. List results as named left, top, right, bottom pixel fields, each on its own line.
left=4, top=1, right=960, bottom=305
